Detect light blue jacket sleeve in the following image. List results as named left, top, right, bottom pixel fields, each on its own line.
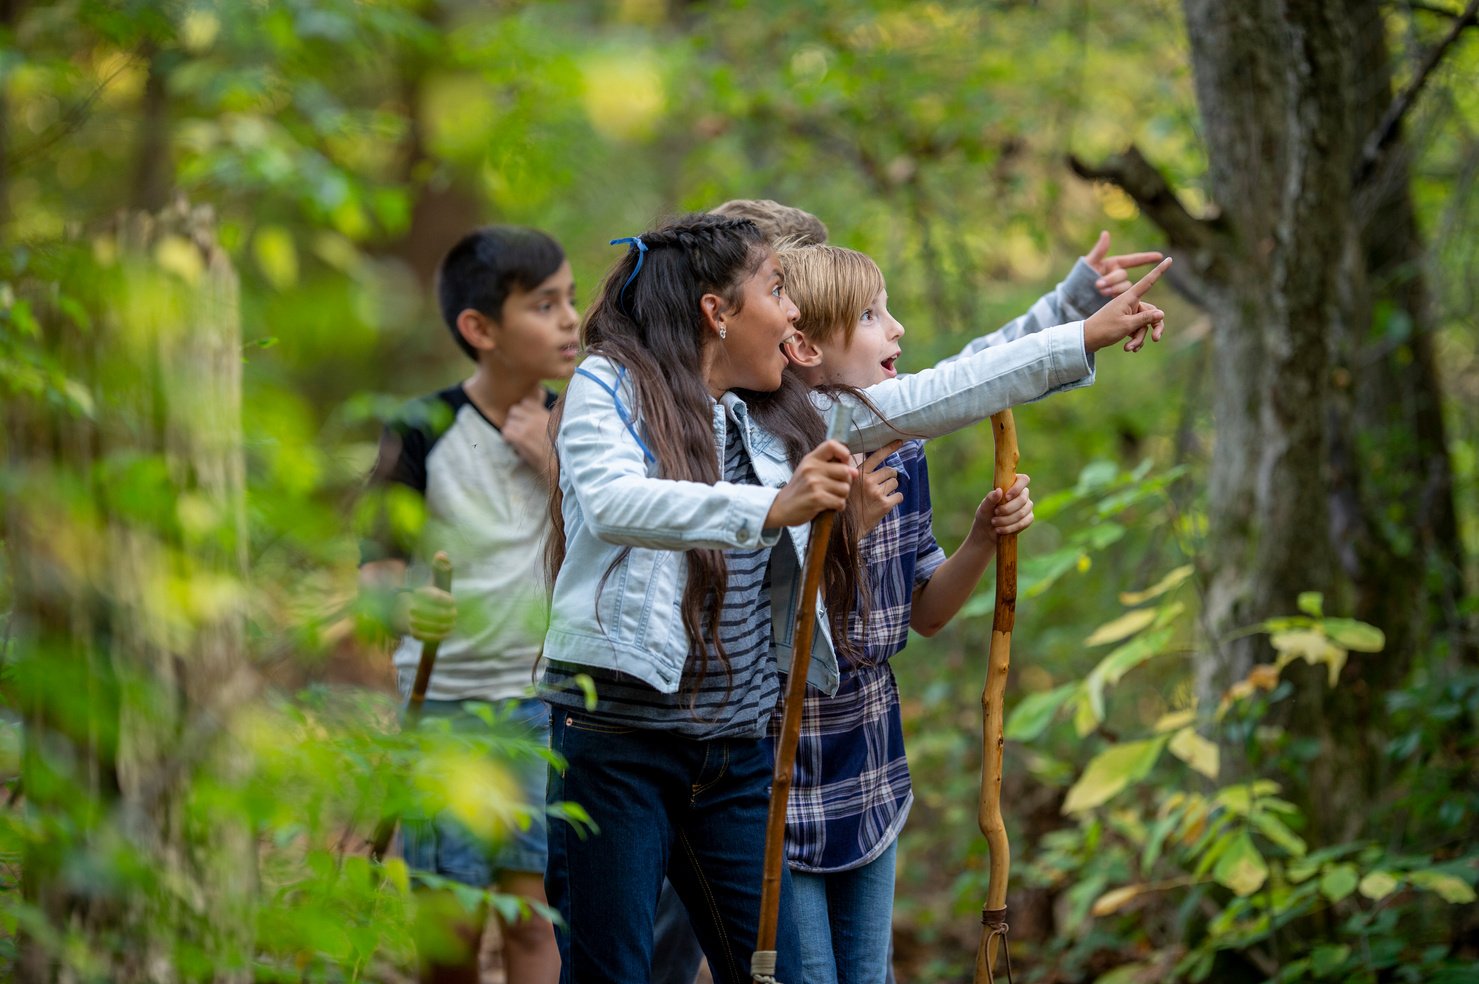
left=557, top=357, right=779, bottom=551
left=840, top=318, right=1094, bottom=449
left=944, top=258, right=1106, bottom=361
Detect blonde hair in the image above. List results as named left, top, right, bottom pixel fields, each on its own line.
left=711, top=199, right=828, bottom=246
left=777, top=244, right=885, bottom=348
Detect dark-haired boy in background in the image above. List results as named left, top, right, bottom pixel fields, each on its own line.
left=360, top=226, right=578, bottom=984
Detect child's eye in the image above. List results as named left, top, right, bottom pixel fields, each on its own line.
left=860, top=309, right=874, bottom=322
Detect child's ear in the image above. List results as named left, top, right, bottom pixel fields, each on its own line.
left=782, top=331, right=824, bottom=368
left=456, top=309, right=498, bottom=353
left=699, top=292, right=725, bottom=338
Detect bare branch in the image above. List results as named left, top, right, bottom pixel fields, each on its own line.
left=1403, top=1, right=1465, bottom=18
left=1069, top=147, right=1217, bottom=251
left=1068, top=146, right=1224, bottom=300
left=1356, top=0, right=1479, bottom=185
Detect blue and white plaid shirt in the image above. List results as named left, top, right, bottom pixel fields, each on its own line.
left=772, top=439, right=946, bottom=872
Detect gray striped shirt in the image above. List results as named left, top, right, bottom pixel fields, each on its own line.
left=543, top=413, right=779, bottom=739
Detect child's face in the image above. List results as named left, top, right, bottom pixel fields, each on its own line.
left=710, top=251, right=801, bottom=394
left=817, top=288, right=904, bottom=389
left=490, top=260, right=581, bottom=381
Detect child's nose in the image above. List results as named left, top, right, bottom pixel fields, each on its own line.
left=785, top=297, right=800, bottom=323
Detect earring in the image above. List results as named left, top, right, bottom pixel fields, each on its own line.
left=718, top=324, right=727, bottom=340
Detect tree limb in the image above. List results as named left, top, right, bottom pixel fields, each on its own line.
left=1356, top=0, right=1479, bottom=185
left=1068, top=146, right=1223, bottom=300
left=1069, top=146, right=1217, bottom=251
left=1403, top=1, right=1465, bottom=19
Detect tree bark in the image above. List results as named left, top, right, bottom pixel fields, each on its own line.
left=1078, top=0, right=1469, bottom=842
left=5, top=199, right=252, bottom=982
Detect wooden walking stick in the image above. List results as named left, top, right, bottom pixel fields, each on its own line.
left=975, top=410, right=1019, bottom=984
left=369, top=550, right=454, bottom=863
left=752, top=402, right=851, bottom=984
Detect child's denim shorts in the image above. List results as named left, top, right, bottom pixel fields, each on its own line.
left=400, top=696, right=550, bottom=885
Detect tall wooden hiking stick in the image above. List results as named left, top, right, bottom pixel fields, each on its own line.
left=369, top=551, right=454, bottom=863
left=975, top=411, right=1019, bottom=984
left=752, top=403, right=851, bottom=984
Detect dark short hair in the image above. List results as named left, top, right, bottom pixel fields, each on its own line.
left=435, top=226, right=566, bottom=361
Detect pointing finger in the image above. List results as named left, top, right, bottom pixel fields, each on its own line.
left=1086, top=230, right=1110, bottom=267
left=1105, top=251, right=1164, bottom=269
left=1126, top=256, right=1173, bottom=300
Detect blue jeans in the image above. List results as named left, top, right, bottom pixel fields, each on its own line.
left=401, top=697, right=550, bottom=882
left=545, top=709, right=801, bottom=984
left=653, top=879, right=705, bottom=984
left=790, top=840, right=897, bottom=984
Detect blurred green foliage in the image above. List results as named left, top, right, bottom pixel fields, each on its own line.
left=1, top=0, right=1475, bottom=980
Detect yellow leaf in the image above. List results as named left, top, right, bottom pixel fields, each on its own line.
left=1085, top=608, right=1157, bottom=647
left=1409, top=870, right=1477, bottom=904
left=1358, top=871, right=1399, bottom=900
left=1270, top=629, right=1348, bottom=687
left=1169, top=727, right=1220, bottom=779
left=1213, top=830, right=1268, bottom=896
left=1119, top=565, right=1194, bottom=606
left=1091, top=884, right=1147, bottom=917
left=1063, top=737, right=1166, bottom=814
left=1154, top=706, right=1197, bottom=733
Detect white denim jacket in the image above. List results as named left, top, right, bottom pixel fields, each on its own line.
left=542, top=260, right=1103, bottom=697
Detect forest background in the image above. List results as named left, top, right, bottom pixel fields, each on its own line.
left=1, top=1, right=1476, bottom=982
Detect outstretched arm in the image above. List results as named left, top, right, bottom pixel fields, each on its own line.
left=943, top=231, right=1164, bottom=364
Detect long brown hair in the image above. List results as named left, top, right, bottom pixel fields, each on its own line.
left=545, top=213, right=872, bottom=695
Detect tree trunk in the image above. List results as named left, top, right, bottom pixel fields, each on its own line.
left=4, top=199, right=253, bottom=982
left=1079, top=0, right=1467, bottom=844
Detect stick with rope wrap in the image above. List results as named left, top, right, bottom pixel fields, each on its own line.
left=752, top=402, right=851, bottom=984
left=975, top=410, right=1018, bottom=984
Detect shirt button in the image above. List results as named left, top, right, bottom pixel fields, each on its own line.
left=738, top=523, right=751, bottom=542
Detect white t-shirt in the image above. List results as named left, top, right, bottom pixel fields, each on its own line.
left=362, top=384, right=553, bottom=702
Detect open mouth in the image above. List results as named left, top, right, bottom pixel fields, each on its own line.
left=880, top=353, right=899, bottom=377
left=560, top=343, right=579, bottom=359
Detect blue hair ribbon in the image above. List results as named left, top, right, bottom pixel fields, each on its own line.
left=610, top=236, right=647, bottom=314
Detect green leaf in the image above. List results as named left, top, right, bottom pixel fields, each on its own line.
left=1408, top=869, right=1477, bottom=904
left=573, top=673, right=599, bottom=712
left=1089, top=628, right=1176, bottom=698
left=1073, top=688, right=1101, bottom=737
left=1321, top=618, right=1385, bottom=653
left=1093, top=961, right=1157, bottom=984
left=1168, top=727, right=1219, bottom=780
left=1119, top=565, right=1194, bottom=606
left=1249, top=810, right=1306, bottom=858
left=1320, top=863, right=1359, bottom=902
left=1297, top=592, right=1324, bottom=617
left=1063, top=737, right=1167, bottom=814
left=1142, top=806, right=1181, bottom=871
left=1085, top=608, right=1157, bottom=647
left=1310, top=944, right=1351, bottom=976
left=1005, top=684, right=1077, bottom=742
left=1358, top=870, right=1400, bottom=900
left=1212, top=830, right=1268, bottom=896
